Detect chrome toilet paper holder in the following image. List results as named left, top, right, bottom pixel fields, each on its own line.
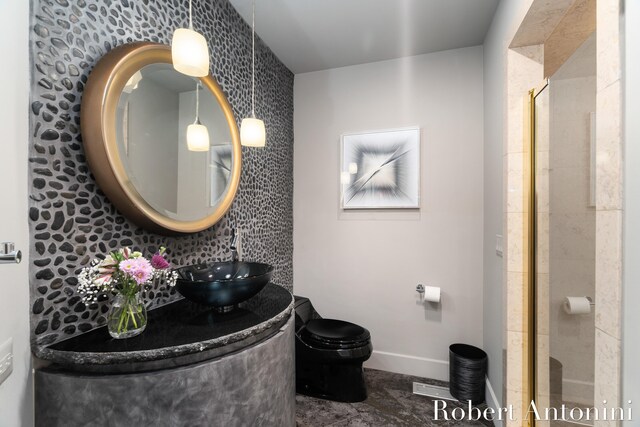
left=0, top=242, right=22, bottom=264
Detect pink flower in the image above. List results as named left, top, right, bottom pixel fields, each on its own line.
left=119, top=259, right=137, bottom=274
left=130, top=257, right=152, bottom=284
left=132, top=268, right=151, bottom=284
left=119, top=258, right=153, bottom=285
left=151, top=253, right=170, bottom=270
left=120, top=247, right=132, bottom=259
left=94, top=274, right=112, bottom=287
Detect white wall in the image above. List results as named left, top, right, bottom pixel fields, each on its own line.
left=293, top=46, right=484, bottom=380
left=482, top=0, right=533, bottom=409
left=0, top=0, right=33, bottom=425
left=623, top=0, right=640, bottom=412
left=177, top=89, right=231, bottom=220
left=128, top=78, right=179, bottom=214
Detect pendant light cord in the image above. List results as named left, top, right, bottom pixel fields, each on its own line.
left=251, top=0, right=256, bottom=118
left=188, top=0, right=193, bottom=30
left=194, top=81, right=200, bottom=124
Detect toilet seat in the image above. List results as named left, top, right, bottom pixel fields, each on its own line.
left=301, top=319, right=371, bottom=350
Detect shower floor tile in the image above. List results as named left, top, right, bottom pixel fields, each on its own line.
left=295, top=368, right=494, bottom=426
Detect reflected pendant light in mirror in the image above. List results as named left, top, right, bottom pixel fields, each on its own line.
left=187, top=81, right=210, bottom=152
left=240, top=0, right=266, bottom=147
left=172, top=0, right=210, bottom=77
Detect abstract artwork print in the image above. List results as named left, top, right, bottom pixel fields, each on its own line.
left=341, top=127, right=420, bottom=209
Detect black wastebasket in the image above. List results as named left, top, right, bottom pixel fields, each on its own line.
left=449, top=343, right=488, bottom=404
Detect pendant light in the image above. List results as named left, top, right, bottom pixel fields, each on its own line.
left=240, top=0, right=266, bottom=147
left=187, top=81, right=210, bottom=152
left=172, top=0, right=210, bottom=77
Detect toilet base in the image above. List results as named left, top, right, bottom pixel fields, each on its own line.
left=296, top=359, right=368, bottom=402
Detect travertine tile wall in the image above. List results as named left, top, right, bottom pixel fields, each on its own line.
left=593, top=1, right=623, bottom=425
left=535, top=86, right=551, bottom=427
left=503, top=1, right=623, bottom=426
left=504, top=44, right=543, bottom=426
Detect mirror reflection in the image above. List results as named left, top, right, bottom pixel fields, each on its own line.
left=115, top=63, right=232, bottom=222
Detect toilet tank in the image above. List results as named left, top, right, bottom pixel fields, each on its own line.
left=293, top=296, right=320, bottom=332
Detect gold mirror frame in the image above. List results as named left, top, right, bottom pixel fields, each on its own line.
left=80, top=42, right=241, bottom=235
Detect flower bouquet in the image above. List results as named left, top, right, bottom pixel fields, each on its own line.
left=78, top=247, right=177, bottom=339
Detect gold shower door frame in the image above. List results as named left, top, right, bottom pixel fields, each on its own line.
left=525, top=79, right=549, bottom=427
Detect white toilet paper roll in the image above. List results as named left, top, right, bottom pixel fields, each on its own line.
left=564, top=297, right=591, bottom=314
left=424, top=286, right=441, bottom=303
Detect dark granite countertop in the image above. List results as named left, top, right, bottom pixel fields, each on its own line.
left=33, top=283, right=294, bottom=374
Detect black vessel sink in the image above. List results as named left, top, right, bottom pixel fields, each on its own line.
left=175, top=262, right=274, bottom=312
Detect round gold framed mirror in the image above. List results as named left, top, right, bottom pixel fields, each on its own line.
left=81, top=42, right=241, bottom=235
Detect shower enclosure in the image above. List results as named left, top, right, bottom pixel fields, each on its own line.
left=530, top=32, right=596, bottom=426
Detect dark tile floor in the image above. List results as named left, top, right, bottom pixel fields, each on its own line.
left=295, top=369, right=495, bottom=427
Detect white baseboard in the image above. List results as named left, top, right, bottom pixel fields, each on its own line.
left=486, top=377, right=503, bottom=427
left=364, top=350, right=449, bottom=381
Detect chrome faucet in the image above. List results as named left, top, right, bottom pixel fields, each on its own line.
left=230, top=228, right=239, bottom=262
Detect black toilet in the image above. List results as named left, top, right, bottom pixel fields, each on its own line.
left=294, top=296, right=373, bottom=402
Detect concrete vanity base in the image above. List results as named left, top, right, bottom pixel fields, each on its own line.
left=35, top=315, right=295, bottom=427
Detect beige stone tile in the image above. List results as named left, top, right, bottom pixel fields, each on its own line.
left=507, top=152, right=526, bottom=213
left=507, top=212, right=527, bottom=273
left=550, top=258, right=595, bottom=296
left=596, top=0, right=621, bottom=91
left=544, top=0, right=596, bottom=77
left=510, top=0, right=573, bottom=48
left=596, top=80, right=622, bottom=210
left=550, top=211, right=596, bottom=261
left=507, top=92, right=527, bottom=155
left=506, top=49, right=544, bottom=155
left=595, top=209, right=622, bottom=339
left=536, top=148, right=550, bottom=200
left=536, top=214, right=549, bottom=274
left=536, top=273, right=550, bottom=335
left=506, top=331, right=527, bottom=391
left=505, top=388, right=525, bottom=427
left=507, top=271, right=526, bottom=333
left=536, top=150, right=549, bottom=213
left=536, top=334, right=550, bottom=396
left=549, top=167, right=593, bottom=214
left=550, top=144, right=591, bottom=171
left=594, top=418, right=620, bottom=427
left=536, top=417, right=550, bottom=427
left=513, top=45, right=544, bottom=64
left=594, top=328, right=621, bottom=427
left=535, top=87, right=550, bottom=152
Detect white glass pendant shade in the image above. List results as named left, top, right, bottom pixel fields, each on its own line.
left=172, top=28, right=210, bottom=77
left=240, top=118, right=266, bottom=147
left=123, top=71, right=142, bottom=93
left=187, top=123, right=210, bottom=151
left=241, top=0, right=266, bottom=148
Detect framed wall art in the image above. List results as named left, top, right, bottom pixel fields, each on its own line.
left=340, top=127, right=420, bottom=209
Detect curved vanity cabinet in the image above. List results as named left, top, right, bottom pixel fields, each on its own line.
left=33, top=284, right=295, bottom=427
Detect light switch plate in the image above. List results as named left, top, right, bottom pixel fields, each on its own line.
left=0, top=338, right=14, bottom=385
left=495, top=234, right=503, bottom=257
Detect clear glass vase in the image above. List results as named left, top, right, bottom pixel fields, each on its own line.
left=107, top=292, right=147, bottom=339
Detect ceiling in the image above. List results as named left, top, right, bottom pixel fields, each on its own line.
left=228, top=0, right=500, bottom=74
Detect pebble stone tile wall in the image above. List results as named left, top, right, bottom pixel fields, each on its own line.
left=29, top=0, right=294, bottom=347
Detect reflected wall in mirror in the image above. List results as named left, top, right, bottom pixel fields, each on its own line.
left=81, top=42, right=241, bottom=234
left=116, top=64, right=232, bottom=221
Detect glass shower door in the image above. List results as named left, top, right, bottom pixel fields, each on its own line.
left=534, top=32, right=596, bottom=426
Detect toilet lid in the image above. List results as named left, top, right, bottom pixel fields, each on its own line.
left=301, top=319, right=371, bottom=349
